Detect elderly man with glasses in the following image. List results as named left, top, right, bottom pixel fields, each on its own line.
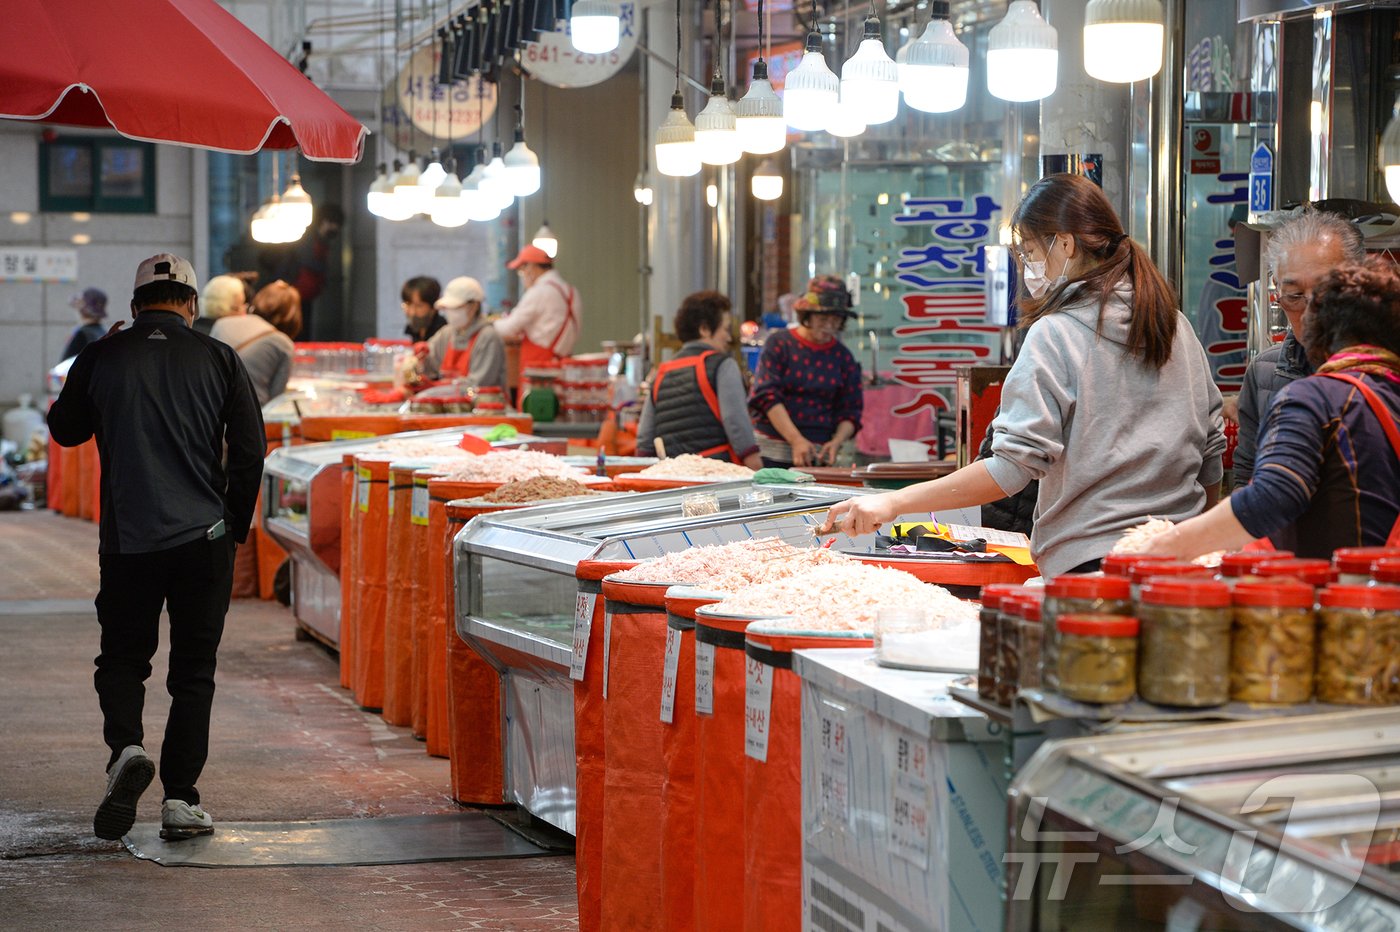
left=1233, top=207, right=1365, bottom=490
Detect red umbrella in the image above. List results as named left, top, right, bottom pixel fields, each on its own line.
left=0, top=0, right=367, bottom=163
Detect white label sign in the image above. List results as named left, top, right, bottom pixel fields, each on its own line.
left=569, top=592, right=597, bottom=681
left=411, top=482, right=430, bottom=526
left=601, top=612, right=613, bottom=700
left=744, top=656, right=774, bottom=762
left=357, top=467, right=370, bottom=513
left=660, top=626, right=683, bottom=723
left=0, top=247, right=77, bottom=282
left=695, top=641, right=715, bottom=715
left=888, top=726, right=934, bottom=869
left=817, top=700, right=851, bottom=831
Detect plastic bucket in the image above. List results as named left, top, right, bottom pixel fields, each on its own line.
left=338, top=453, right=359, bottom=690
left=381, top=463, right=425, bottom=725
left=408, top=468, right=449, bottom=736
left=351, top=454, right=394, bottom=711
left=78, top=439, right=97, bottom=520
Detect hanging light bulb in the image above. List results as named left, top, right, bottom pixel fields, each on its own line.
left=785, top=31, right=839, bottom=132
left=481, top=143, right=515, bottom=211
left=367, top=163, right=393, bottom=218
left=894, top=28, right=915, bottom=87
left=705, top=183, right=719, bottom=208
left=532, top=223, right=559, bottom=258
left=633, top=173, right=654, bottom=206
left=250, top=198, right=282, bottom=244
left=461, top=158, right=500, bottom=222
left=1083, top=0, right=1164, bottom=83
left=279, top=173, right=314, bottom=233
left=825, top=90, right=867, bottom=138
left=655, top=93, right=702, bottom=177
left=503, top=126, right=542, bottom=197
left=431, top=169, right=469, bottom=228
left=392, top=155, right=425, bottom=216
left=695, top=76, right=742, bottom=166
left=751, top=159, right=783, bottom=201
left=570, top=0, right=621, bottom=54
left=379, top=159, right=417, bottom=221
left=987, top=1, right=1058, bottom=102
left=735, top=60, right=786, bottom=155
left=902, top=1, right=970, bottom=113
left=840, top=16, right=899, bottom=126
left=419, top=150, right=447, bottom=195
left=1381, top=101, right=1400, bottom=202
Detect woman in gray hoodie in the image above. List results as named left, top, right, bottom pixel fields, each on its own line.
left=824, top=174, right=1226, bottom=578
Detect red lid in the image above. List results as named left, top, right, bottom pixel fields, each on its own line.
left=1056, top=613, right=1139, bottom=637
left=1004, top=592, right=1043, bottom=622
left=1130, top=561, right=1214, bottom=585
left=1046, top=574, right=1131, bottom=601
left=1375, top=558, right=1400, bottom=584
left=1319, top=584, right=1400, bottom=611
left=1219, top=550, right=1295, bottom=577
left=1256, top=558, right=1331, bottom=587
left=476, top=386, right=504, bottom=394
left=1102, top=553, right=1174, bottom=578
left=1139, top=578, right=1232, bottom=607
left=1232, top=580, right=1315, bottom=608
left=477, top=401, right=506, bottom=410
left=1334, top=547, right=1400, bottom=575
left=980, top=583, right=1024, bottom=612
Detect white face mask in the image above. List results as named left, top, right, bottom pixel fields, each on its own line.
left=1022, top=238, right=1067, bottom=299
left=443, top=306, right=471, bottom=330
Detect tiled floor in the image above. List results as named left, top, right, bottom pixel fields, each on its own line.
left=0, top=509, right=579, bottom=930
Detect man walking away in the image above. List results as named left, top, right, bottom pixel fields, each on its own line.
left=48, top=253, right=265, bottom=842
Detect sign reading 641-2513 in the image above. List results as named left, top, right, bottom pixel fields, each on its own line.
left=521, top=3, right=637, bottom=89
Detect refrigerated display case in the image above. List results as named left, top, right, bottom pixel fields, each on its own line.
left=1008, top=708, right=1400, bottom=930
left=452, top=481, right=871, bottom=833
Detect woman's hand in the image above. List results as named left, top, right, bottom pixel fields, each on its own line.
left=1134, top=525, right=1185, bottom=559
left=412, top=341, right=430, bottom=360
left=789, top=436, right=816, bottom=467
left=819, top=492, right=902, bottom=537
left=817, top=438, right=842, bottom=466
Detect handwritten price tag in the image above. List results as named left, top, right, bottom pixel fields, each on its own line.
left=744, top=656, right=774, bottom=762
left=357, top=467, right=370, bottom=513
left=695, top=641, right=715, bottom=715
left=887, top=726, right=933, bottom=869
left=660, top=627, right=682, bottom=723
left=569, top=592, right=597, bottom=681
left=411, top=481, right=430, bottom=526
left=817, top=700, right=851, bottom=830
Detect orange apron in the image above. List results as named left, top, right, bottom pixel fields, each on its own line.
left=440, top=330, right=482, bottom=377
left=517, top=280, right=577, bottom=370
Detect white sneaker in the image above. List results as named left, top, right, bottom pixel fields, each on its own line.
left=160, top=799, right=215, bottom=841
left=94, top=745, right=154, bottom=841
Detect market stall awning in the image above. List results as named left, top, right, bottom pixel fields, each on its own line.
left=0, top=0, right=367, bottom=163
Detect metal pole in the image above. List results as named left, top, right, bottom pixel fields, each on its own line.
left=1149, top=0, right=1186, bottom=295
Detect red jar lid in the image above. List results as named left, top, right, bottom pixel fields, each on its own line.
left=1256, top=558, right=1331, bottom=587
left=1320, top=584, right=1400, bottom=611
left=1130, top=561, right=1214, bottom=585
left=1333, top=547, right=1400, bottom=575
left=1375, top=558, right=1400, bottom=584
left=1102, top=553, right=1175, bottom=578
left=1219, top=550, right=1295, bottom=577
left=1005, top=592, right=1043, bottom=622
left=477, top=401, right=506, bottom=410
left=1139, top=578, right=1232, bottom=607
left=1056, top=613, right=1139, bottom=637
left=1046, top=574, right=1131, bottom=601
left=1232, top=580, right=1315, bottom=608
left=980, top=583, right=1024, bottom=612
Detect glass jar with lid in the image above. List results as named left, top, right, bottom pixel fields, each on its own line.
left=1129, top=561, right=1214, bottom=601
left=1333, top=548, right=1400, bottom=585
left=978, top=583, right=1022, bottom=702
left=1255, top=558, right=1332, bottom=589
left=1230, top=580, right=1316, bottom=704
left=1317, top=584, right=1400, bottom=705
left=1056, top=614, right=1139, bottom=704
left=1010, top=592, right=1045, bottom=693
left=1375, top=558, right=1400, bottom=585
left=1042, top=575, right=1132, bottom=692
left=1217, top=550, right=1295, bottom=588
left=1101, top=552, right=1174, bottom=581
left=993, top=588, right=1027, bottom=706
left=1137, top=578, right=1233, bottom=707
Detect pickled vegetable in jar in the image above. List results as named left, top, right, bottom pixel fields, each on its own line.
left=994, top=591, right=1026, bottom=706
left=1056, top=614, right=1139, bottom=704
left=1129, top=561, right=1214, bottom=601
left=1101, top=553, right=1174, bottom=580
left=1230, top=580, right=1315, bottom=704
left=1043, top=575, right=1132, bottom=692
left=1137, top=579, right=1232, bottom=707
left=1317, top=585, right=1400, bottom=705
left=978, top=584, right=1022, bottom=702
left=1333, top=548, right=1400, bottom=586
left=1011, top=593, right=1045, bottom=692
left=1375, top=558, right=1400, bottom=585
left=1255, top=558, right=1331, bottom=589
left=1217, top=550, right=1295, bottom=587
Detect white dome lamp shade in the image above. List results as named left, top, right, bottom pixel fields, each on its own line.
left=695, top=76, right=742, bottom=166
left=380, top=159, right=417, bottom=221
left=987, top=1, right=1058, bottom=103
left=1381, top=100, right=1400, bottom=202
left=570, top=0, right=621, bottom=54
left=250, top=198, right=287, bottom=244
left=902, top=1, right=970, bottom=114
left=392, top=155, right=425, bottom=216
left=840, top=16, right=899, bottom=126
left=751, top=158, right=783, bottom=201
left=633, top=172, right=654, bottom=206
left=785, top=31, right=839, bottom=132
left=503, top=126, right=542, bottom=197
left=825, top=90, right=867, bottom=138
left=1083, top=0, right=1164, bottom=83
left=894, top=30, right=914, bottom=90
left=279, top=174, right=313, bottom=233
left=532, top=223, right=559, bottom=259
left=461, top=157, right=500, bottom=223
left=735, top=59, right=786, bottom=155
left=418, top=150, right=447, bottom=198
left=367, top=164, right=394, bottom=219
left=655, top=94, right=702, bottom=177
left=430, top=171, right=469, bottom=228
left=481, top=142, right=515, bottom=211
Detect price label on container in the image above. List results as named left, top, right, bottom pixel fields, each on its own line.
left=745, top=656, right=774, bottom=762
left=817, top=700, right=852, bottom=831
left=411, top=481, right=430, bottom=526
left=695, top=641, right=715, bottom=715
left=660, top=626, right=683, bottom=723
left=887, top=726, right=933, bottom=869
left=601, top=612, right=613, bottom=700
left=357, top=467, right=371, bottom=513
left=569, top=592, right=597, bottom=681
left=387, top=486, right=395, bottom=516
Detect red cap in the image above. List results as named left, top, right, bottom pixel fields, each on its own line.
left=1102, top=552, right=1174, bottom=578
left=1319, top=584, right=1400, bottom=611
left=1130, top=561, right=1214, bottom=585
left=1374, top=558, right=1400, bottom=584
left=1232, top=579, right=1315, bottom=608
left=1333, top=547, right=1400, bottom=576
left=1005, top=592, right=1043, bottom=622
left=1056, top=613, right=1139, bottom=637
left=1139, top=578, right=1232, bottom=607
left=1255, top=558, right=1331, bottom=587
left=1046, top=574, right=1131, bottom=601
left=980, top=583, right=1024, bottom=612
left=1219, top=550, right=1295, bottom=577
left=506, top=244, right=554, bottom=270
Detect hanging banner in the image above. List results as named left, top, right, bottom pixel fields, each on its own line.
left=386, top=45, right=496, bottom=150
left=521, top=3, right=638, bottom=89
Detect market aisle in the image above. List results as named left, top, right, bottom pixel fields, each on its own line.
left=0, top=509, right=579, bottom=930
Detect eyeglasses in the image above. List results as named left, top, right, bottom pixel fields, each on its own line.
left=1277, top=290, right=1310, bottom=311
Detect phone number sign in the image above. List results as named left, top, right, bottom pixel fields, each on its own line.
left=522, top=3, right=638, bottom=88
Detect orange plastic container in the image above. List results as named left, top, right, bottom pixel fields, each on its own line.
left=408, top=467, right=451, bottom=737
left=610, top=475, right=714, bottom=493
left=338, top=453, right=359, bottom=690
left=298, top=413, right=534, bottom=442
left=46, top=432, right=62, bottom=510
left=743, top=623, right=874, bottom=932
left=60, top=443, right=80, bottom=516
left=351, top=454, right=394, bottom=710
left=381, top=463, right=422, bottom=726
left=78, top=439, right=98, bottom=520
left=855, top=553, right=1039, bottom=589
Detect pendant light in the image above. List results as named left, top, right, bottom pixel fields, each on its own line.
left=633, top=172, right=654, bottom=206
left=735, top=0, right=785, bottom=155
left=695, top=77, right=741, bottom=165
left=902, top=1, right=970, bottom=114
left=1083, top=0, right=1164, bottom=83
left=392, top=153, right=424, bottom=215
left=654, top=1, right=700, bottom=177
left=1381, top=99, right=1400, bottom=202
left=431, top=159, right=470, bottom=228
left=419, top=149, right=447, bottom=195
left=503, top=101, right=542, bottom=197
left=840, top=14, right=898, bottom=126
left=380, top=159, right=416, bottom=221
left=367, top=163, right=394, bottom=218
left=481, top=142, right=515, bottom=211
left=825, top=91, right=867, bottom=138
left=279, top=172, right=314, bottom=233
left=785, top=30, right=839, bottom=132
left=987, top=1, right=1058, bottom=102
left=461, top=152, right=500, bottom=222
left=751, top=158, right=783, bottom=201
left=532, top=223, right=559, bottom=258
left=569, top=0, right=621, bottom=54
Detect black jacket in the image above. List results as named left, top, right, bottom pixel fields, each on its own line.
left=48, top=311, right=266, bottom=554
left=1233, top=332, right=1313, bottom=490
left=978, top=410, right=1037, bottom=536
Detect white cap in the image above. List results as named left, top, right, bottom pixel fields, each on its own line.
left=436, top=276, right=486, bottom=309
left=134, top=253, right=199, bottom=293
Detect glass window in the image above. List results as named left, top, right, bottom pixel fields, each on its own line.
left=39, top=137, right=155, bottom=213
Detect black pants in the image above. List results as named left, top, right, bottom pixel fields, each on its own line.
left=94, top=535, right=234, bottom=805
